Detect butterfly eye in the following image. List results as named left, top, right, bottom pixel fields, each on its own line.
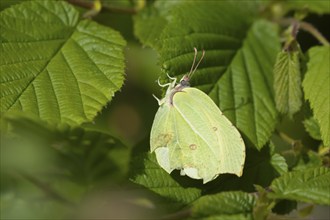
left=180, top=79, right=190, bottom=87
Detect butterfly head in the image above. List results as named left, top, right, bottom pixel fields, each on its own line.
left=179, top=75, right=191, bottom=87
left=180, top=47, right=205, bottom=88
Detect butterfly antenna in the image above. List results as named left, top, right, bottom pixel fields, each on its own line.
left=188, top=47, right=198, bottom=78
left=189, top=48, right=205, bottom=78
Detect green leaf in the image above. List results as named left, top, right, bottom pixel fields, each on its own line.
left=273, top=50, right=302, bottom=117
left=302, top=46, right=330, bottom=146
left=212, top=19, right=279, bottom=149
left=303, top=117, right=322, bottom=140
left=129, top=152, right=202, bottom=209
left=136, top=1, right=280, bottom=149
left=284, top=0, right=330, bottom=15
left=270, top=153, right=288, bottom=175
left=0, top=1, right=126, bottom=125
left=134, top=1, right=182, bottom=48
left=269, top=167, right=330, bottom=205
left=191, top=191, right=256, bottom=220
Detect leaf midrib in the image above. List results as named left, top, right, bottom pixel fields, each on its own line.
left=6, top=21, right=79, bottom=112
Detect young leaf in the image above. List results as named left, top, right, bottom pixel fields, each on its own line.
left=129, top=152, right=202, bottom=208
left=137, top=1, right=280, bottom=149
left=268, top=138, right=289, bottom=176
left=269, top=167, right=330, bottom=205
left=302, top=46, right=330, bottom=146
left=273, top=50, right=302, bottom=117
left=191, top=191, right=256, bottom=220
left=0, top=1, right=126, bottom=125
left=253, top=185, right=276, bottom=220
left=270, top=153, right=288, bottom=176
left=303, top=117, right=322, bottom=141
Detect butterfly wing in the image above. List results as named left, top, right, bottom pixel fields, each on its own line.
left=150, top=87, right=245, bottom=184
left=172, top=87, right=245, bottom=183
left=150, top=103, right=180, bottom=173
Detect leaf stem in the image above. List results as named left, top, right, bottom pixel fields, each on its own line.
left=67, top=0, right=138, bottom=14
left=279, top=18, right=330, bottom=46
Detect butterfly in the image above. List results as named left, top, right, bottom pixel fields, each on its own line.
left=150, top=48, right=245, bottom=183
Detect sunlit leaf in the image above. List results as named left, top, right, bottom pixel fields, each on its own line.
left=270, top=153, right=288, bottom=175
left=303, top=117, right=322, bottom=141
left=0, top=1, right=126, bottom=125
left=269, top=167, right=330, bottom=205
left=191, top=191, right=256, bottom=220
left=302, top=46, right=330, bottom=146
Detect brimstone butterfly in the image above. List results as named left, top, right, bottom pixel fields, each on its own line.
left=150, top=48, right=245, bottom=184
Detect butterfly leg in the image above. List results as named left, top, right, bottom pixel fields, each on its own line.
left=157, top=78, right=172, bottom=88
left=152, top=94, right=163, bottom=105
left=166, top=73, right=177, bottom=89
left=167, top=73, right=177, bottom=81
left=157, top=73, right=177, bottom=87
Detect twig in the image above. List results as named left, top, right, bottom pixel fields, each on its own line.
left=299, top=21, right=330, bottom=46
left=67, top=0, right=138, bottom=14
left=17, top=170, right=75, bottom=206
left=278, top=132, right=297, bottom=146
left=279, top=18, right=329, bottom=46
